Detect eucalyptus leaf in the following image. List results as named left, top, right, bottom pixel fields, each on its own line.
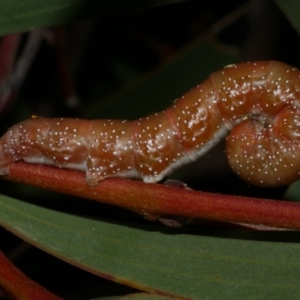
left=0, top=194, right=299, bottom=300
left=0, top=0, right=186, bottom=36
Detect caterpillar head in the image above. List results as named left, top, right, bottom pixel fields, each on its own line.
left=226, top=109, right=300, bottom=187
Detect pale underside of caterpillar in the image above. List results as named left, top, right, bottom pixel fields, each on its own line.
left=0, top=60, right=300, bottom=187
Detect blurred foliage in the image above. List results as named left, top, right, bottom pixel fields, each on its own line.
left=0, top=0, right=187, bottom=36
left=275, top=0, right=300, bottom=33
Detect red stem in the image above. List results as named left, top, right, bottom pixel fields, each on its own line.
left=3, top=161, right=300, bottom=230
left=0, top=34, right=21, bottom=84
left=0, top=249, right=62, bottom=300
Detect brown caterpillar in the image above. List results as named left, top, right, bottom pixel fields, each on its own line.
left=1, top=61, right=300, bottom=187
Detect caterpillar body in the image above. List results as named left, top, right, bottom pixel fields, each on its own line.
left=1, top=61, right=300, bottom=187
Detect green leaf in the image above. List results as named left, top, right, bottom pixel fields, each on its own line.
left=116, top=293, right=176, bottom=299
left=0, top=0, right=186, bottom=36
left=0, top=194, right=300, bottom=300
left=276, top=0, right=300, bottom=33
left=283, top=180, right=300, bottom=202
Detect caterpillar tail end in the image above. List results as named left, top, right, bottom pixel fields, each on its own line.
left=0, top=143, right=12, bottom=176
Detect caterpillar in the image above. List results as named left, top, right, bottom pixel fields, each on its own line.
left=0, top=60, right=300, bottom=187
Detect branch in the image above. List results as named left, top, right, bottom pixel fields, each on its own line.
left=0, top=249, right=62, bottom=300
left=2, top=161, right=300, bottom=230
